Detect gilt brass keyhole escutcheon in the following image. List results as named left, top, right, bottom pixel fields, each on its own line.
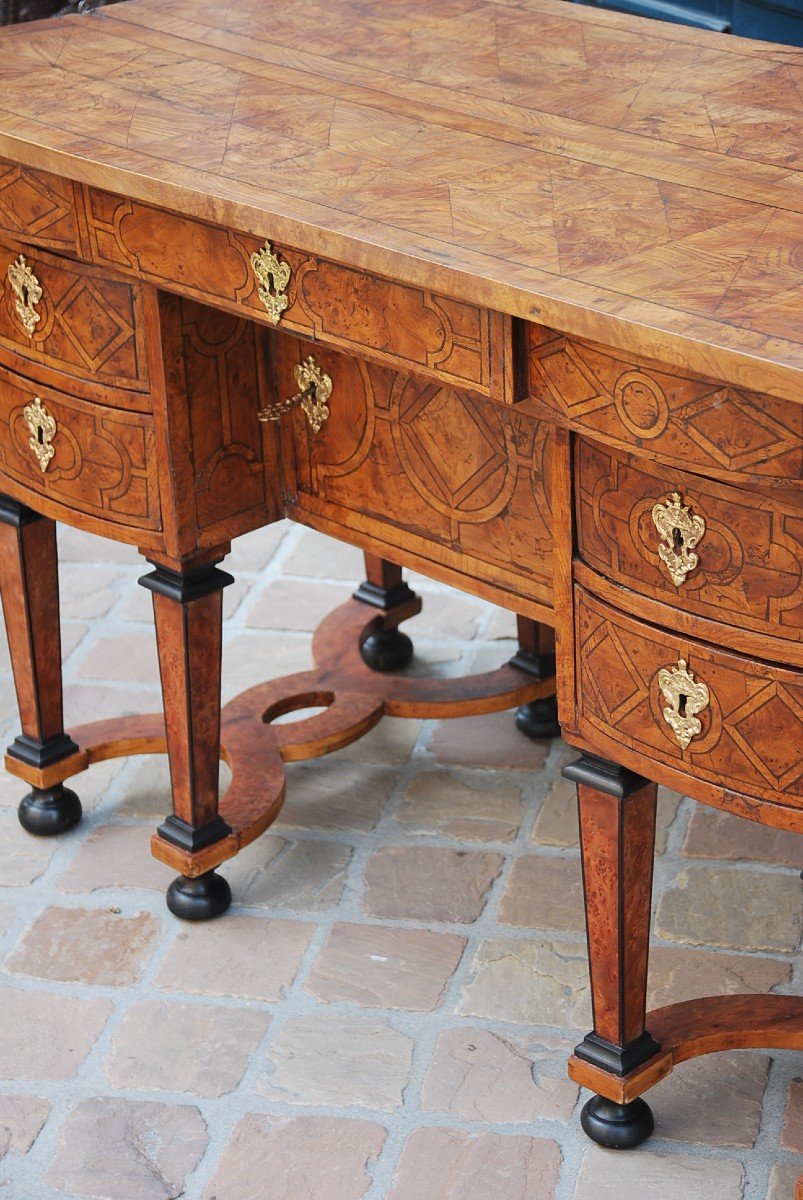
left=250, top=241, right=290, bottom=324
left=7, top=255, right=43, bottom=337
left=651, top=492, right=705, bottom=587
left=23, top=397, right=57, bottom=473
left=257, top=355, right=332, bottom=433
left=658, top=658, right=709, bottom=749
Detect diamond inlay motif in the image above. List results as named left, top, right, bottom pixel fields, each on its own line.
left=0, top=170, right=71, bottom=238
left=56, top=279, right=135, bottom=372
left=399, top=384, right=507, bottom=512
left=728, top=684, right=803, bottom=790
left=583, top=626, right=644, bottom=726
left=686, top=393, right=799, bottom=471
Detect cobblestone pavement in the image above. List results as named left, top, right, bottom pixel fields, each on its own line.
left=0, top=521, right=800, bottom=1200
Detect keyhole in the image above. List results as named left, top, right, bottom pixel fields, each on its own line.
left=677, top=692, right=687, bottom=718
left=672, top=526, right=684, bottom=554
left=21, top=285, right=29, bottom=307
left=37, top=426, right=44, bottom=445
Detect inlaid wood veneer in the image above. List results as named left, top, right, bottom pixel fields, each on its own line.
left=0, top=0, right=800, bottom=1164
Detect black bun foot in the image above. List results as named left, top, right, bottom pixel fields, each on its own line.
left=166, top=870, right=232, bottom=921
left=515, top=694, right=561, bottom=740
left=580, top=1095, right=655, bottom=1149
left=18, top=784, right=82, bottom=836
left=360, top=627, right=414, bottom=672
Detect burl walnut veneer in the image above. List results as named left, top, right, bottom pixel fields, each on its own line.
left=0, top=0, right=800, bottom=1160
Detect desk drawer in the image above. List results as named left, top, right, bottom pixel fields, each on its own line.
left=576, top=439, right=803, bottom=642
left=526, top=324, right=803, bottom=489
left=276, top=334, right=553, bottom=611
left=575, top=585, right=803, bottom=811
left=0, top=237, right=149, bottom=397
left=0, top=158, right=81, bottom=253
left=83, top=189, right=508, bottom=399
left=0, top=364, right=160, bottom=532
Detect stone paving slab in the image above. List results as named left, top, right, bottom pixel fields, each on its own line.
left=0, top=521, right=798, bottom=1200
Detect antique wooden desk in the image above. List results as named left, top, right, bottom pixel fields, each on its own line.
left=0, top=0, right=800, bottom=1156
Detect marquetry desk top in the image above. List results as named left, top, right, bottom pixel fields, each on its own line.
left=0, top=0, right=802, bottom=402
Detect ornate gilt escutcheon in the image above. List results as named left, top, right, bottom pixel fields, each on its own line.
left=294, top=357, right=332, bottom=433
left=23, top=397, right=57, bottom=473
left=7, top=255, right=43, bottom=337
left=651, top=492, right=705, bottom=587
left=257, top=355, right=332, bottom=433
left=658, top=658, right=709, bottom=749
left=250, top=241, right=290, bottom=324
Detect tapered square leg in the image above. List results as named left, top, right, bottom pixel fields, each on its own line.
left=354, top=554, right=416, bottom=671
left=511, top=617, right=560, bottom=738
left=0, top=498, right=80, bottom=836
left=141, top=558, right=234, bottom=919
left=564, top=752, right=662, bottom=1148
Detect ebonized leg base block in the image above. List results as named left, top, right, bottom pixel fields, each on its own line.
left=166, top=869, right=232, bottom=921
left=18, top=783, right=82, bottom=836
left=360, top=626, right=414, bottom=671
left=580, top=1095, right=654, bottom=1150
left=515, top=694, right=561, bottom=739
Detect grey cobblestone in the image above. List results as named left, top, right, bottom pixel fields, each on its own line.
left=0, top=521, right=798, bottom=1200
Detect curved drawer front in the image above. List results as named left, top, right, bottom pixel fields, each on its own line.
left=526, top=324, right=803, bottom=488
left=576, top=439, right=803, bottom=641
left=0, top=238, right=149, bottom=395
left=575, top=585, right=803, bottom=810
left=0, top=365, right=160, bottom=531
left=0, top=158, right=80, bottom=253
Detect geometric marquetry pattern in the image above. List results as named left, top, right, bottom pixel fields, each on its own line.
left=576, top=586, right=803, bottom=808
left=528, top=326, right=803, bottom=488
left=0, top=366, right=160, bottom=531
left=1, top=0, right=803, bottom=396
left=576, top=438, right=803, bottom=641
left=0, top=241, right=145, bottom=392
left=180, top=298, right=278, bottom=538
left=83, top=190, right=500, bottom=399
left=0, top=159, right=78, bottom=251
left=727, top=686, right=803, bottom=791
left=278, top=333, right=553, bottom=612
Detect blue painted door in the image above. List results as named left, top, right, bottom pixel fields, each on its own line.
left=571, top=0, right=803, bottom=44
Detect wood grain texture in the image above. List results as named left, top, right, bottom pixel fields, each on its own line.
left=164, top=295, right=283, bottom=552
left=0, top=235, right=149, bottom=397
left=81, top=188, right=508, bottom=398
left=527, top=325, right=803, bottom=490
left=0, top=0, right=798, bottom=1120
left=576, top=439, right=803, bottom=641
left=0, top=508, right=65, bottom=746
left=0, top=361, right=161, bottom=532
left=569, top=994, right=803, bottom=1101
left=151, top=585, right=224, bottom=833
left=0, top=0, right=801, bottom=400
left=278, top=334, right=553, bottom=611
left=575, top=583, right=803, bottom=817
left=0, top=155, right=79, bottom=252
left=577, top=774, right=658, bottom=1050
left=10, top=594, right=552, bottom=874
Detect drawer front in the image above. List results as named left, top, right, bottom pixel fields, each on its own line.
left=0, top=238, right=149, bottom=395
left=527, top=324, right=803, bottom=488
left=576, top=586, right=803, bottom=809
left=0, top=365, right=160, bottom=531
left=576, top=439, right=803, bottom=641
left=276, top=334, right=552, bottom=609
left=83, top=188, right=507, bottom=399
left=0, top=158, right=80, bottom=253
